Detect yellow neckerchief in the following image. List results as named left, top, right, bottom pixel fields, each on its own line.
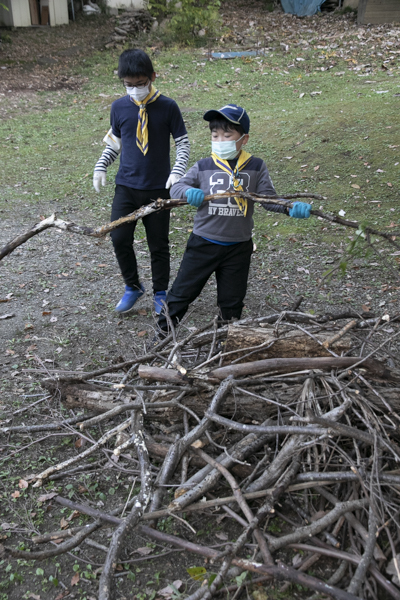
left=130, top=85, right=161, bottom=155
left=211, top=150, right=252, bottom=215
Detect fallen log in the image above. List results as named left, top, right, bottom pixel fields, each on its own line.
left=54, top=380, right=303, bottom=421
left=209, top=356, right=400, bottom=381
left=223, top=324, right=353, bottom=363
left=138, top=356, right=400, bottom=383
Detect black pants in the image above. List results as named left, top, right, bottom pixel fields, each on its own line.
left=158, top=233, right=253, bottom=332
left=110, top=185, right=170, bottom=293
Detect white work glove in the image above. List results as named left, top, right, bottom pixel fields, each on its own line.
left=165, top=173, right=180, bottom=189
left=93, top=170, right=106, bottom=193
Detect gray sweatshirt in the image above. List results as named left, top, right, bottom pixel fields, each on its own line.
left=170, top=155, right=288, bottom=243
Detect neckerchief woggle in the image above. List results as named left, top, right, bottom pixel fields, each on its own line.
left=130, top=85, right=161, bottom=155
left=211, top=150, right=252, bottom=216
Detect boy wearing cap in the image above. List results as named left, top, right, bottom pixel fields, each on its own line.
left=93, top=49, right=190, bottom=315
left=157, top=104, right=310, bottom=333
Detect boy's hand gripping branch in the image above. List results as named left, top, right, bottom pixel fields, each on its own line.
left=185, top=188, right=205, bottom=207
left=288, top=201, right=312, bottom=219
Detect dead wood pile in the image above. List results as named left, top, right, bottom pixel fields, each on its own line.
left=105, top=10, right=156, bottom=48
left=2, top=308, right=400, bottom=600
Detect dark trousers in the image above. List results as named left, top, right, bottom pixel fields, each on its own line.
left=110, top=185, right=170, bottom=293
left=158, top=233, right=253, bottom=332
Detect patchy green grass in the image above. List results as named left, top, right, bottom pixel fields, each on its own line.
left=1, top=40, right=398, bottom=257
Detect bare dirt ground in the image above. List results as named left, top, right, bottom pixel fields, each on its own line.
left=1, top=3, right=400, bottom=600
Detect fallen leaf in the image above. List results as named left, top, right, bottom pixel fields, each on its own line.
left=292, top=553, right=303, bottom=567
left=361, top=305, right=370, bottom=312
left=1, top=523, right=13, bottom=530
left=97, top=264, right=108, bottom=268
left=191, top=439, right=205, bottom=449
left=137, top=309, right=147, bottom=315
left=215, top=532, right=228, bottom=540
left=66, top=510, right=80, bottom=522
left=71, top=572, right=80, bottom=586
left=37, top=492, right=58, bottom=502
left=11, top=491, right=20, bottom=498
left=28, top=594, right=41, bottom=600
left=158, top=581, right=183, bottom=597
left=60, top=517, right=69, bottom=529
left=42, top=311, right=52, bottom=316
left=75, top=437, right=86, bottom=449
left=54, top=590, right=71, bottom=600
left=314, top=165, right=320, bottom=171
left=137, top=330, right=147, bottom=337
left=134, top=546, right=153, bottom=556
left=351, top=184, right=360, bottom=189
left=24, top=323, right=34, bottom=330
left=18, top=479, right=29, bottom=489
left=387, top=182, right=393, bottom=187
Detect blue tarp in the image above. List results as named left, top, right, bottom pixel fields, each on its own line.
left=281, top=0, right=326, bottom=16
left=211, top=51, right=260, bottom=59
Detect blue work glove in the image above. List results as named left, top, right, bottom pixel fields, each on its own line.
left=185, top=188, right=205, bottom=208
left=289, top=201, right=312, bottom=219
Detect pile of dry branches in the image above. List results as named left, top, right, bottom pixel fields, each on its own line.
left=2, top=307, right=400, bottom=600
left=105, top=10, right=156, bottom=48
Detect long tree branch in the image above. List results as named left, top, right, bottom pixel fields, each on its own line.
left=98, top=412, right=152, bottom=600
left=2, top=191, right=399, bottom=262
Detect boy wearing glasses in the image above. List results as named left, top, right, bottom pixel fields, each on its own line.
left=93, top=49, right=190, bottom=314
left=157, top=104, right=311, bottom=334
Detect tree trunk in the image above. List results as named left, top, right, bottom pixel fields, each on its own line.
left=223, top=324, right=352, bottom=363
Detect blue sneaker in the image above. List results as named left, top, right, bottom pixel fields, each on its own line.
left=115, top=284, right=145, bottom=313
left=153, top=290, right=167, bottom=315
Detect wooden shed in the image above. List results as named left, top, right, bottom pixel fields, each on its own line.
left=0, top=0, right=69, bottom=27
left=358, top=0, right=400, bottom=24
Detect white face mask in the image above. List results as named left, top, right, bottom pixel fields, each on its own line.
left=126, top=84, right=151, bottom=102
left=212, top=135, right=245, bottom=160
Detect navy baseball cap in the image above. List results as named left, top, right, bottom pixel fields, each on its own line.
left=203, top=104, right=250, bottom=134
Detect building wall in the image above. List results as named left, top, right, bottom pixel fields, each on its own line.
left=343, top=0, right=359, bottom=8
left=0, top=0, right=69, bottom=26
left=107, top=0, right=146, bottom=9
left=0, top=0, right=32, bottom=27
left=358, top=0, right=400, bottom=24
left=49, top=0, right=69, bottom=25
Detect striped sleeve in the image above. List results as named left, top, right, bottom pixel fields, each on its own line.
left=94, top=145, right=119, bottom=173
left=170, top=133, right=190, bottom=177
